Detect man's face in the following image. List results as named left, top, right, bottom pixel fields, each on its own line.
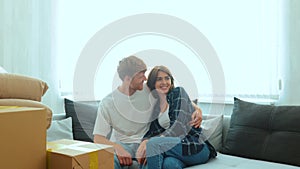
left=129, top=71, right=147, bottom=91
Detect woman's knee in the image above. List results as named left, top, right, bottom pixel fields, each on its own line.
left=163, top=157, right=184, bottom=169
left=146, top=137, right=162, bottom=150
left=146, top=137, right=163, bottom=157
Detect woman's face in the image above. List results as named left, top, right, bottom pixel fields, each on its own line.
left=155, top=71, right=171, bottom=94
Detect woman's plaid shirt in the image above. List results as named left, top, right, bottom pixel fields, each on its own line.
left=143, top=87, right=207, bottom=156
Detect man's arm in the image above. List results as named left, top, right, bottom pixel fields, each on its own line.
left=94, top=134, right=116, bottom=146
left=191, top=101, right=203, bottom=128
left=135, top=139, right=148, bottom=165
left=93, top=103, right=133, bottom=166
left=94, top=134, right=133, bottom=166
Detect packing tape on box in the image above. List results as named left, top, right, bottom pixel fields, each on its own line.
left=47, top=150, right=52, bottom=169
left=72, top=151, right=98, bottom=169
left=89, top=151, right=99, bottom=169
left=0, top=106, right=19, bottom=109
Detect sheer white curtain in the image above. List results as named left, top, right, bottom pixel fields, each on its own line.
left=0, top=0, right=63, bottom=113
left=55, top=0, right=280, bottom=103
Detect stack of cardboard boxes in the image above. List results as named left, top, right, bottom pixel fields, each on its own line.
left=0, top=106, right=47, bottom=169
left=0, top=106, right=114, bottom=169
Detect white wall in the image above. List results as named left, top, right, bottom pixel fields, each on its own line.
left=0, top=0, right=63, bottom=114
left=200, top=0, right=300, bottom=115
left=278, top=0, right=300, bottom=105
left=1, top=0, right=299, bottom=115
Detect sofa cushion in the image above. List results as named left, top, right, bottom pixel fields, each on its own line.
left=201, top=115, right=223, bottom=151
left=185, top=153, right=300, bottom=169
left=64, top=98, right=99, bottom=142
left=47, top=117, right=73, bottom=142
left=222, top=97, right=300, bottom=166
left=0, top=73, right=48, bottom=101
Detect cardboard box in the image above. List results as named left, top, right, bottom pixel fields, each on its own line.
left=0, top=106, right=47, bottom=169
left=47, top=139, right=114, bottom=169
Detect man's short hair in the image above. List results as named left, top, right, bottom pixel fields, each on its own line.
left=117, top=55, right=147, bottom=80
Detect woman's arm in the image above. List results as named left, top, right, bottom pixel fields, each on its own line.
left=162, top=87, right=195, bottom=139
left=191, top=102, right=203, bottom=128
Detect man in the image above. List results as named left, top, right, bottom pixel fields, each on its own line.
left=93, top=55, right=202, bottom=169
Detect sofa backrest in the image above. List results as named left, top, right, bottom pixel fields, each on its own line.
left=222, top=115, right=231, bottom=148
left=222, top=97, right=300, bottom=167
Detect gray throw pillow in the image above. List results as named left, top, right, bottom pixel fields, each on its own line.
left=64, top=98, right=100, bottom=142
left=222, top=97, right=300, bottom=167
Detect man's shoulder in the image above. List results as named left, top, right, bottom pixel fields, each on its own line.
left=99, top=92, right=115, bottom=106
left=100, top=89, right=125, bottom=108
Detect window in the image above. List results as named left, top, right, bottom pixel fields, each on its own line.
left=54, top=0, right=280, bottom=102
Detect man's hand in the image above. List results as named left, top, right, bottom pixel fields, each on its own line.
left=136, top=140, right=148, bottom=165
left=114, top=144, right=133, bottom=166
left=191, top=102, right=203, bottom=128
left=94, top=135, right=133, bottom=166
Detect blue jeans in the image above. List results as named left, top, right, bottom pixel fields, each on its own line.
left=142, top=137, right=210, bottom=169
left=114, top=142, right=140, bottom=169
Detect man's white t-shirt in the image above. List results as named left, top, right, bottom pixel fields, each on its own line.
left=93, top=84, right=156, bottom=143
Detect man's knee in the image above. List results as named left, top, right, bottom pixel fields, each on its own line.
left=114, top=155, right=140, bottom=169
left=128, top=160, right=139, bottom=169
left=114, top=154, right=122, bottom=169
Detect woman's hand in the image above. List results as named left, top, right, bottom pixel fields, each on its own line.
left=136, top=140, right=148, bottom=165
left=190, top=103, right=203, bottom=128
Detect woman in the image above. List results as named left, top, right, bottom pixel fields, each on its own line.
left=137, top=66, right=216, bottom=169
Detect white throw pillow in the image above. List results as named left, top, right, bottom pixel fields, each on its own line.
left=201, top=114, right=223, bottom=151
left=47, top=117, right=73, bottom=142
left=0, top=66, right=7, bottom=73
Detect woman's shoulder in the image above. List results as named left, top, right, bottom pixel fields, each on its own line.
left=168, top=87, right=189, bottom=98
left=171, top=86, right=187, bottom=93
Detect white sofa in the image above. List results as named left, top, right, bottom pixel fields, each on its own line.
left=49, top=98, right=300, bottom=169
left=187, top=153, right=300, bottom=169
left=50, top=114, right=300, bottom=169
